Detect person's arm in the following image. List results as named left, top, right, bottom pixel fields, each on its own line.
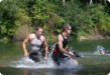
left=42, top=36, right=48, bottom=59
left=57, top=35, right=75, bottom=58
left=22, top=34, right=31, bottom=57
left=65, top=45, right=68, bottom=50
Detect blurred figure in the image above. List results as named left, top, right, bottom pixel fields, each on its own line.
left=97, top=45, right=105, bottom=55
left=22, top=27, right=48, bottom=62
left=97, top=45, right=110, bottom=55
left=52, top=24, right=78, bottom=66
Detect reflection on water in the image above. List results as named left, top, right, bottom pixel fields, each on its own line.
left=22, top=69, right=79, bottom=75
left=0, top=67, right=80, bottom=75
left=0, top=66, right=110, bottom=75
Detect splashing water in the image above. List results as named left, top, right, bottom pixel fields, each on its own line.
left=10, top=45, right=79, bottom=69
left=0, top=0, right=2, bottom=2
left=11, top=57, right=56, bottom=69
left=58, top=58, right=79, bottom=69
left=94, top=50, right=100, bottom=55
left=11, top=56, right=79, bottom=69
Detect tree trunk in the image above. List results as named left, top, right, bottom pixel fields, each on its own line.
left=90, top=0, right=93, bottom=5
left=62, top=0, right=65, bottom=5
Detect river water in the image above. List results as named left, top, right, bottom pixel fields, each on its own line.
left=0, top=40, right=110, bottom=75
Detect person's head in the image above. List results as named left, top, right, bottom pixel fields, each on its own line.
left=35, top=27, right=43, bottom=37
left=63, top=23, right=72, bottom=35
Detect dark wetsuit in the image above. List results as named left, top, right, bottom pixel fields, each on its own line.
left=52, top=34, right=69, bottom=65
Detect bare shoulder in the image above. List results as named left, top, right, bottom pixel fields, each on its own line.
left=41, top=35, right=46, bottom=41
left=27, top=33, right=35, bottom=39
left=57, top=34, right=62, bottom=38
left=57, top=34, right=63, bottom=41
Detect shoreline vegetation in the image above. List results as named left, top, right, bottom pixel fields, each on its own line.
left=0, top=0, right=110, bottom=42
left=0, top=24, right=110, bottom=43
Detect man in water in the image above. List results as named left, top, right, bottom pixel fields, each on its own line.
left=52, top=24, right=78, bottom=66
left=22, top=27, right=48, bottom=62
left=97, top=45, right=106, bottom=55
left=98, top=45, right=110, bottom=55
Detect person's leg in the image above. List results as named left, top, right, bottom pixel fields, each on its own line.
left=52, top=53, right=61, bottom=66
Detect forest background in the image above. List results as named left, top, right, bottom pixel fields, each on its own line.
left=0, top=0, right=110, bottom=42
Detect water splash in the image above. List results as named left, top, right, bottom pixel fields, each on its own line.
left=11, top=57, right=56, bottom=69
left=58, top=58, right=79, bottom=69
left=11, top=56, right=80, bottom=69
left=10, top=45, right=80, bottom=69
left=0, top=0, right=2, bottom=2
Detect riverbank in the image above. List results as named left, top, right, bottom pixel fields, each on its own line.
left=79, top=35, right=110, bottom=40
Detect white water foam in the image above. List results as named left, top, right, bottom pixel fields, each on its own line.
left=10, top=57, right=79, bottom=69
left=11, top=57, right=56, bottom=69
left=58, top=58, right=79, bottom=69
left=94, top=50, right=100, bottom=55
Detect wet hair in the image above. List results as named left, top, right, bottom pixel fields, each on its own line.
left=63, top=23, right=71, bottom=31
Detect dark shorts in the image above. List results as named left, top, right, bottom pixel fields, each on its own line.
left=29, top=52, right=40, bottom=62
left=52, top=50, right=69, bottom=66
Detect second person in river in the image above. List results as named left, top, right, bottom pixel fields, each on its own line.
left=52, top=24, right=78, bottom=66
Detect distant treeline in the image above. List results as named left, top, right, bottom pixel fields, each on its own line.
left=0, top=0, right=110, bottom=42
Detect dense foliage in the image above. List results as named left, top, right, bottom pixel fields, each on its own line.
left=0, top=0, right=110, bottom=41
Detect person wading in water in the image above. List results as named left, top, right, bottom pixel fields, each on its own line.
left=52, top=24, right=78, bottom=66
left=22, top=27, right=48, bottom=62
